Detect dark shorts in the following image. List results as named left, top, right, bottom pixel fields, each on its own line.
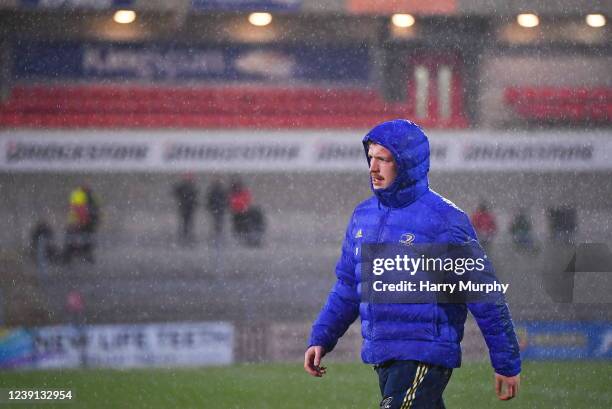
left=375, top=360, right=453, bottom=409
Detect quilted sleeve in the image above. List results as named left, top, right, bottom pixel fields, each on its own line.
left=451, top=215, right=522, bottom=377
left=308, top=212, right=360, bottom=353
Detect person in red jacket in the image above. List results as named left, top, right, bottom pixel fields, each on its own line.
left=229, top=178, right=252, bottom=215
left=229, top=178, right=252, bottom=239
left=471, top=202, right=497, bottom=252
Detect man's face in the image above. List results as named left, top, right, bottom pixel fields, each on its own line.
left=368, top=143, right=397, bottom=190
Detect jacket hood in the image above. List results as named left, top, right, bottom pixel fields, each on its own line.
left=362, top=119, right=430, bottom=208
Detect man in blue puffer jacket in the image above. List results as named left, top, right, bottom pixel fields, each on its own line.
left=304, top=119, right=521, bottom=408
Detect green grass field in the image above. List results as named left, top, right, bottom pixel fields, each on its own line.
left=0, top=361, right=610, bottom=408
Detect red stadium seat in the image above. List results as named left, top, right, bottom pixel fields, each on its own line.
left=0, top=84, right=469, bottom=129
left=504, top=86, right=612, bottom=123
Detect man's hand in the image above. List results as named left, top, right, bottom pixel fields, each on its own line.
left=495, top=373, right=520, bottom=400
left=304, top=346, right=327, bottom=377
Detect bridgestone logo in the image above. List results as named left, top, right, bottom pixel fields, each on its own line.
left=6, top=142, right=149, bottom=163
left=316, top=143, right=447, bottom=161
left=2, top=134, right=608, bottom=171
left=464, top=144, right=593, bottom=162
left=317, top=144, right=363, bottom=161
left=163, top=144, right=300, bottom=162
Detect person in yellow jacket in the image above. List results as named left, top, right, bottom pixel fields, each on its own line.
left=64, top=185, right=100, bottom=264
left=68, top=187, right=89, bottom=229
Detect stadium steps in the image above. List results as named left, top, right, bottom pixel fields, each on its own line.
left=0, top=249, right=54, bottom=326
left=6, top=216, right=342, bottom=326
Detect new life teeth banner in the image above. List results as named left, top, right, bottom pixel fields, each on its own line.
left=0, top=321, right=234, bottom=369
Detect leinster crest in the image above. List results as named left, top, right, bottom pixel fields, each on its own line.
left=399, top=233, right=415, bottom=246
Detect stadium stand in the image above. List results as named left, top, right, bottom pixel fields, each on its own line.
left=0, top=85, right=468, bottom=129
left=2, top=170, right=612, bottom=328
left=505, top=87, right=612, bottom=123
left=0, top=0, right=610, bottom=373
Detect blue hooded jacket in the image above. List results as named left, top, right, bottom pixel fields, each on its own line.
left=309, top=119, right=521, bottom=376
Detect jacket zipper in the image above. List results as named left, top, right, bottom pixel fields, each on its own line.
left=376, top=208, right=390, bottom=243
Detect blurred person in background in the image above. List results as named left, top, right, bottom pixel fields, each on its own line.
left=305, top=120, right=521, bottom=409
left=65, top=289, right=86, bottom=326
left=510, top=209, right=538, bottom=253
left=229, top=177, right=266, bottom=247
left=65, top=289, right=87, bottom=368
left=81, top=185, right=100, bottom=239
left=173, top=173, right=199, bottom=244
left=547, top=206, right=577, bottom=244
left=63, top=185, right=99, bottom=264
left=229, top=177, right=252, bottom=238
left=206, top=177, right=228, bottom=241
left=471, top=201, right=497, bottom=252
left=29, top=220, right=60, bottom=264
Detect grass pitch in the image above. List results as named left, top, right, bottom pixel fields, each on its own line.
left=0, top=361, right=610, bottom=408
